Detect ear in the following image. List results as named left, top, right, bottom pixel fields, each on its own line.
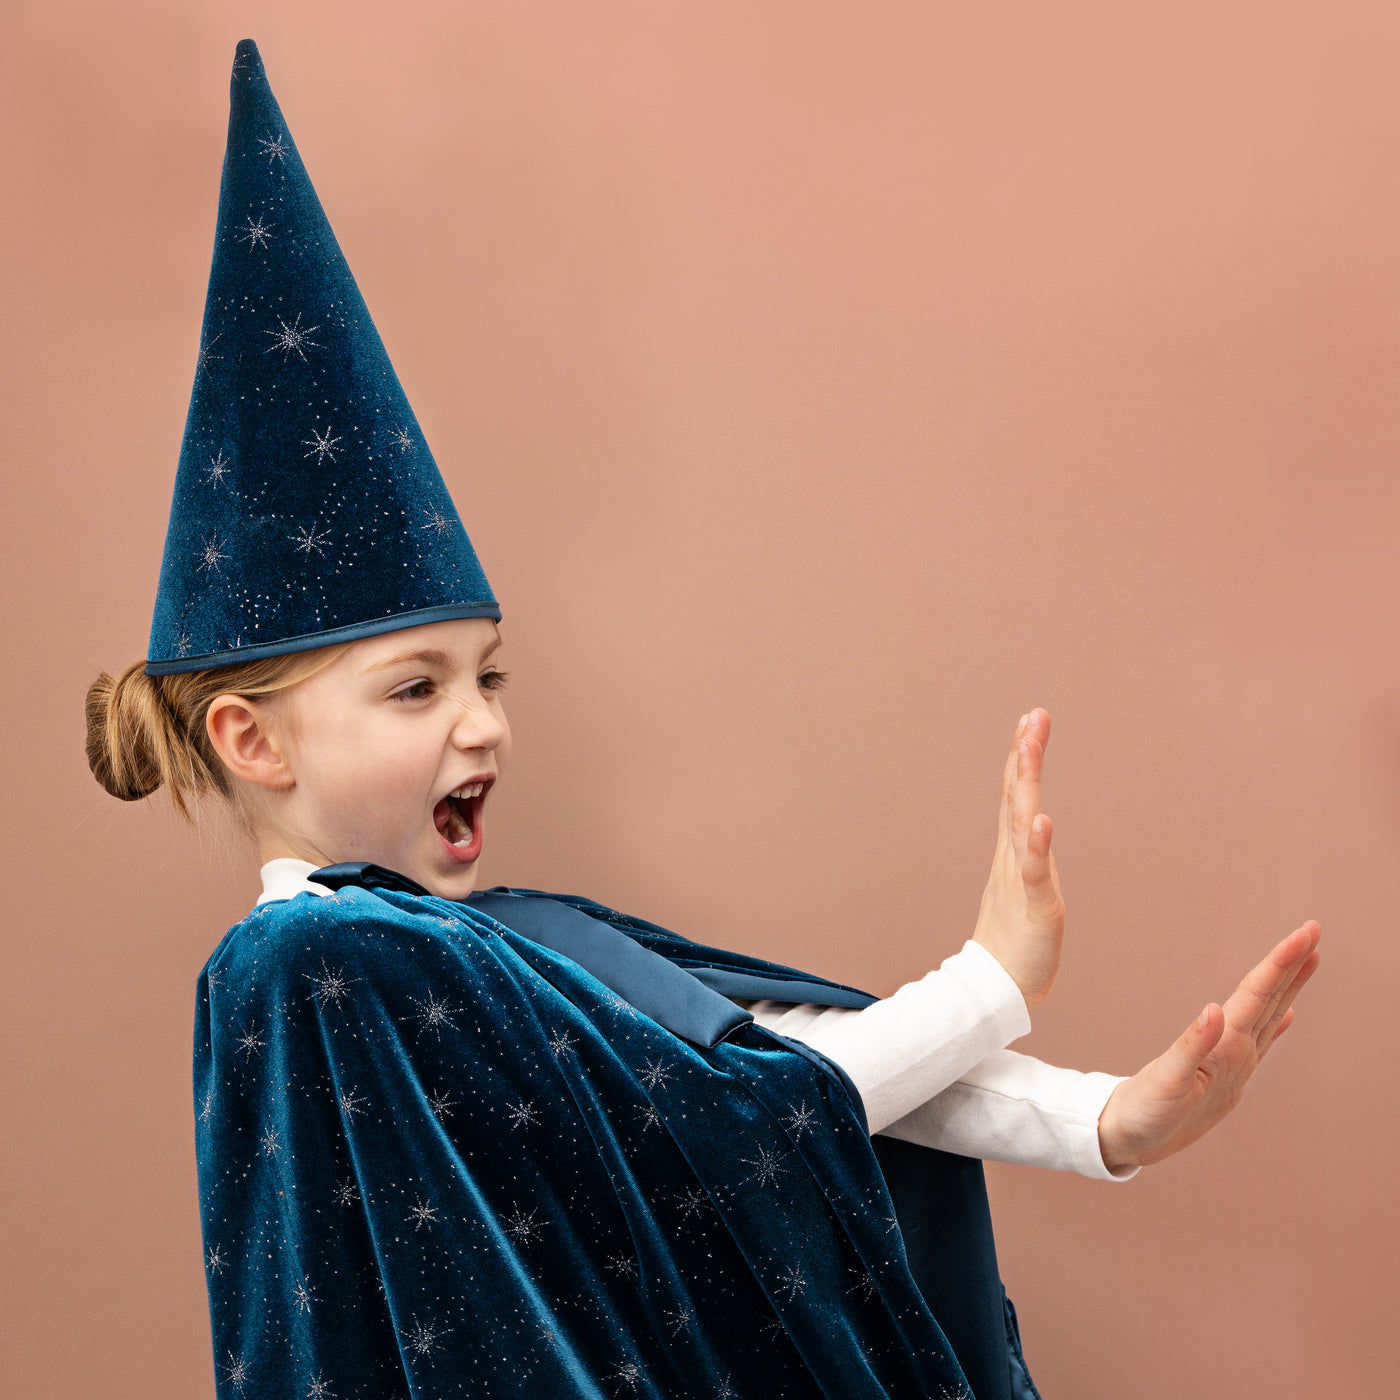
left=206, top=694, right=295, bottom=791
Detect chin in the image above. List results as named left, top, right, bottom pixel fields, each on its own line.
left=417, top=860, right=482, bottom=901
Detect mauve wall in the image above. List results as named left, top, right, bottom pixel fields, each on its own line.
left=3, top=3, right=1395, bottom=1395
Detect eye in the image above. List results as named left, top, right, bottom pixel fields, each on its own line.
left=479, top=669, right=510, bottom=691
left=390, top=678, right=435, bottom=703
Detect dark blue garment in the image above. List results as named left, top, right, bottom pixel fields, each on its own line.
left=195, top=873, right=1043, bottom=1397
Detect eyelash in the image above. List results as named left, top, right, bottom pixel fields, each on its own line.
left=390, top=670, right=511, bottom=703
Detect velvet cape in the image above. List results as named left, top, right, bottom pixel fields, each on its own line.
left=195, top=868, right=1043, bottom=1398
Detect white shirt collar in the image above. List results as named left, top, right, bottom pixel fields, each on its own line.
left=256, top=857, right=336, bottom=905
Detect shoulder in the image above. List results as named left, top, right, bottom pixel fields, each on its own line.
left=205, top=886, right=493, bottom=1002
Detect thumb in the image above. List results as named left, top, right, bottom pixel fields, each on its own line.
left=1156, top=1003, right=1224, bottom=1089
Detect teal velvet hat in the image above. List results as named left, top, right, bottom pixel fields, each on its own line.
left=146, top=39, right=500, bottom=675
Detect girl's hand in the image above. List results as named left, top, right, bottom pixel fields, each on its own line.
left=971, top=709, right=1065, bottom=1008
left=1096, top=921, right=1322, bottom=1171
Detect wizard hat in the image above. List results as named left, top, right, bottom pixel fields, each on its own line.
left=145, top=39, right=500, bottom=675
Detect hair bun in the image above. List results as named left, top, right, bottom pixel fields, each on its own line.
left=85, top=666, right=166, bottom=801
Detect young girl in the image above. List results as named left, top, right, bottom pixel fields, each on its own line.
left=86, top=40, right=1320, bottom=1400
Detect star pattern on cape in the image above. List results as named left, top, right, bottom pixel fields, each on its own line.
left=194, top=866, right=1020, bottom=1398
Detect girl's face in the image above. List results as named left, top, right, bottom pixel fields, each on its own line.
left=267, top=617, right=512, bottom=900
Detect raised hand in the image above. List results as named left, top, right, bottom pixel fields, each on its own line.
left=971, top=709, right=1065, bottom=1008
left=1095, top=921, right=1322, bottom=1171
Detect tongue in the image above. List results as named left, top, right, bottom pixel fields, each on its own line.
left=442, top=796, right=474, bottom=845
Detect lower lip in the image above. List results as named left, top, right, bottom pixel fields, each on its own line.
left=438, top=795, right=484, bottom=864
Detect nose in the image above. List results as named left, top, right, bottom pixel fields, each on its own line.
left=447, top=683, right=508, bottom=755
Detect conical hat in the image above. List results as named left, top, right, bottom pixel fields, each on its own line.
left=146, top=39, right=499, bottom=675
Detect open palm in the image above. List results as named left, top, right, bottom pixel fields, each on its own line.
left=1097, top=921, right=1322, bottom=1171
left=972, top=708, right=1065, bottom=1008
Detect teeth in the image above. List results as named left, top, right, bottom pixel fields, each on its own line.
left=449, top=782, right=485, bottom=800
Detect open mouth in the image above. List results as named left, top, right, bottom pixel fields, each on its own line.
left=432, top=778, right=492, bottom=859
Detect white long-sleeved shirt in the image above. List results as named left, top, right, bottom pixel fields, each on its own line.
left=255, top=859, right=1138, bottom=1181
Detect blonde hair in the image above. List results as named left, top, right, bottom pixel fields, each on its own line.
left=85, top=647, right=352, bottom=822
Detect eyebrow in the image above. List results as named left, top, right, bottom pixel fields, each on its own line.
left=361, top=634, right=503, bottom=676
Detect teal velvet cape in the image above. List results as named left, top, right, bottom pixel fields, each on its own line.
left=194, top=870, right=1042, bottom=1398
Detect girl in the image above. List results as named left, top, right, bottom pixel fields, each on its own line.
left=86, top=40, right=1320, bottom=1400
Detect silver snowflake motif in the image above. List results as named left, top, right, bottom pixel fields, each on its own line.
left=223, top=1352, right=249, bottom=1391
left=292, top=1280, right=318, bottom=1314
left=307, top=1373, right=336, bottom=1399
left=503, top=1205, right=546, bottom=1246
left=406, top=990, right=460, bottom=1041
left=235, top=1025, right=265, bottom=1060
left=196, top=333, right=223, bottom=371
left=260, top=1124, right=282, bottom=1157
left=880, top=1212, right=901, bottom=1237
left=206, top=969, right=224, bottom=991
left=258, top=131, right=290, bottom=164
left=337, top=1087, right=368, bottom=1120
left=535, top=1320, right=562, bottom=1352
left=174, top=630, right=193, bottom=657
left=938, top=1387, right=973, bottom=1400
left=548, top=1028, right=577, bottom=1059
left=713, top=1378, right=739, bottom=1400
left=305, top=960, right=358, bottom=1008
left=303, top=424, right=343, bottom=464
left=420, top=507, right=454, bottom=537
left=606, top=1359, right=643, bottom=1393
left=774, top=1263, right=808, bottom=1300
left=504, top=1097, right=534, bottom=1131
left=264, top=311, right=322, bottom=361
left=782, top=1101, right=818, bottom=1138
left=408, top=1198, right=439, bottom=1232
left=290, top=524, right=331, bottom=557
left=675, top=1185, right=713, bottom=1222
left=428, top=1086, right=457, bottom=1119
left=236, top=214, right=276, bottom=250
left=604, top=1252, right=638, bottom=1280
left=390, top=425, right=416, bottom=453
left=333, top=1179, right=359, bottom=1207
left=197, top=533, right=228, bottom=573
left=198, top=1090, right=214, bottom=1124
left=638, top=1057, right=672, bottom=1091
left=205, top=450, right=230, bottom=486
left=846, top=1265, right=877, bottom=1303
left=403, top=1315, right=449, bottom=1359
left=638, top=1105, right=662, bottom=1133
left=740, top=1144, right=789, bottom=1189
left=663, top=1303, right=695, bottom=1337
left=206, top=1244, right=227, bottom=1274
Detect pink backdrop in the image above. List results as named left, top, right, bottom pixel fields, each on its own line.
left=4, top=2, right=1395, bottom=1394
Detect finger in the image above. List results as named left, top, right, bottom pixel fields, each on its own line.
left=1221, top=924, right=1318, bottom=1040
left=1026, top=706, right=1051, bottom=753
left=997, top=713, right=1030, bottom=849
left=1258, top=1005, right=1296, bottom=1061
left=1021, top=813, right=1057, bottom=898
left=1155, top=1002, right=1225, bottom=1093
left=1255, top=948, right=1320, bottom=1052
left=1011, top=731, right=1045, bottom=856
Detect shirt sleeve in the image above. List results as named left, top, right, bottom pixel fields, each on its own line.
left=735, top=939, right=1031, bottom=1136
left=878, top=1049, right=1140, bottom=1182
